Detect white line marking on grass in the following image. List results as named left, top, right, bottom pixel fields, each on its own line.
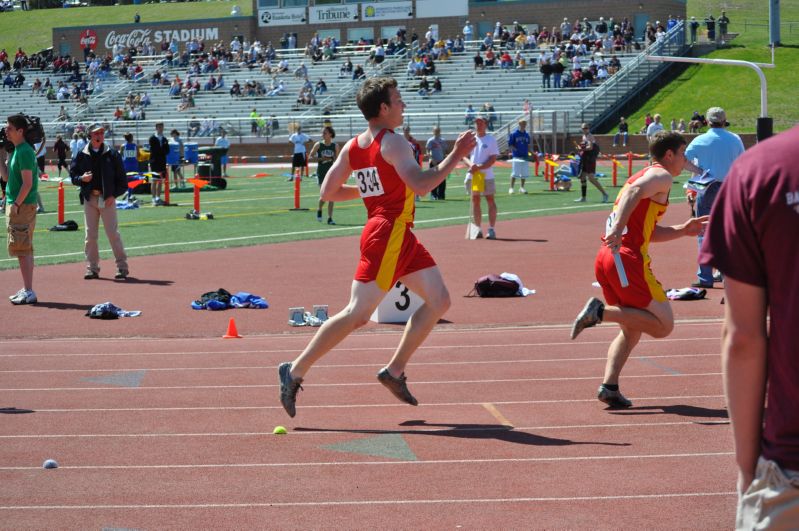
left=0, top=353, right=721, bottom=373
left=0, top=372, right=721, bottom=393
left=0, top=419, right=730, bottom=440
left=0, top=451, right=734, bottom=471
left=0, top=203, right=620, bottom=263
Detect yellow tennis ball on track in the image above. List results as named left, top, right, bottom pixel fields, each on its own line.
left=273, top=426, right=288, bottom=435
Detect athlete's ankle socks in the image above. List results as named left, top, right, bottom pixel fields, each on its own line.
left=602, top=383, right=619, bottom=391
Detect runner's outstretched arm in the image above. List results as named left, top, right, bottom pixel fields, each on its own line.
left=383, top=130, right=476, bottom=195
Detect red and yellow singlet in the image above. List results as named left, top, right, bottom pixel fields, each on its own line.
left=595, top=164, right=669, bottom=308
left=348, top=129, right=436, bottom=291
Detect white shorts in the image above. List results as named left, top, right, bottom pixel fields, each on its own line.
left=511, top=159, right=530, bottom=178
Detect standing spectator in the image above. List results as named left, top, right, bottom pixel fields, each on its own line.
left=683, top=106, right=744, bottom=288
left=570, top=131, right=707, bottom=408
left=426, top=126, right=447, bottom=200
left=464, top=114, right=499, bottom=239
left=70, top=133, right=86, bottom=162
left=698, top=125, right=799, bottom=530
left=214, top=129, right=231, bottom=178
left=32, top=141, right=46, bottom=213
left=689, top=16, right=700, bottom=44
left=670, top=118, right=678, bottom=131
left=718, top=10, right=730, bottom=43
left=53, top=134, right=69, bottom=178
left=464, top=103, right=476, bottom=126
left=1, top=114, right=39, bottom=304
left=287, top=125, right=311, bottom=181
left=613, top=117, right=629, bottom=147
left=120, top=132, right=138, bottom=201
left=463, top=20, right=473, bottom=42
left=646, top=114, right=664, bottom=141
left=170, top=129, right=185, bottom=186
left=308, top=126, right=339, bottom=225
left=148, top=122, right=169, bottom=205
left=508, top=119, right=531, bottom=194
left=69, top=125, right=129, bottom=280
left=574, top=123, right=609, bottom=203
left=705, top=14, right=716, bottom=42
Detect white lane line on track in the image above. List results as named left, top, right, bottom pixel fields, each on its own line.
left=0, top=336, right=723, bottom=358
left=0, top=451, right=734, bottom=471
left=0, top=419, right=730, bottom=440
left=0, top=320, right=724, bottom=346
left=0, top=394, right=725, bottom=413
left=0, top=491, right=737, bottom=510
left=0, top=352, right=722, bottom=373
left=0, top=372, right=722, bottom=392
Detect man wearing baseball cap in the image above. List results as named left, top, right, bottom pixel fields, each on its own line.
left=464, top=113, right=499, bottom=239
left=683, top=106, right=744, bottom=287
left=70, top=124, right=130, bottom=280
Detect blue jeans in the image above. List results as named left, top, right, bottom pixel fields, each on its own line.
left=695, top=181, right=721, bottom=284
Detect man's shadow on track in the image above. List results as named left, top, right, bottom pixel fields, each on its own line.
left=607, top=404, right=728, bottom=422
left=31, top=302, right=92, bottom=311
left=295, top=420, right=629, bottom=447
left=101, top=277, right=174, bottom=286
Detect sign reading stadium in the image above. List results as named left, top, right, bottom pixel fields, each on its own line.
left=258, top=7, right=306, bottom=27
left=308, top=4, right=357, bottom=25
left=100, top=26, right=220, bottom=50
left=362, top=1, right=412, bottom=21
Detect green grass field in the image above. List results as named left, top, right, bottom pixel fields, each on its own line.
left=622, top=0, right=799, bottom=134
left=1, top=159, right=694, bottom=271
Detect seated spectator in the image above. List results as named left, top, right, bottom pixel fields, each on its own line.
left=431, top=77, right=442, bottom=93
left=293, top=62, right=307, bottom=79
left=186, top=117, right=201, bottom=138
left=204, top=75, right=217, bottom=91
left=596, top=65, right=609, bottom=81
left=322, top=44, right=335, bottom=61
left=500, top=51, right=513, bottom=70
left=464, top=104, right=476, bottom=125
left=45, top=85, right=56, bottom=100
left=417, top=76, right=430, bottom=97
left=229, top=79, right=241, bottom=97
left=473, top=51, right=484, bottom=71
left=352, top=64, right=365, bottom=81
left=484, top=48, right=496, bottom=67
left=612, top=117, right=629, bottom=147
left=277, top=58, right=289, bottom=72
left=267, top=79, right=285, bottom=97
left=2, top=72, right=12, bottom=90
left=12, top=72, right=25, bottom=89
left=340, top=58, right=353, bottom=78
left=314, top=78, right=327, bottom=95
left=177, top=93, right=195, bottom=111
left=31, top=78, right=42, bottom=95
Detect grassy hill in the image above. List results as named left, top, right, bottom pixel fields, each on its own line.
left=622, top=0, right=799, bottom=134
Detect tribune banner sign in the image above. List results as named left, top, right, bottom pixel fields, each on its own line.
left=308, top=4, right=358, bottom=25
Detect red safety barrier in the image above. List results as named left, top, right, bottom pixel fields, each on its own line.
left=163, top=170, right=171, bottom=205
left=57, top=182, right=65, bottom=225
left=549, top=162, right=555, bottom=191
left=534, top=155, right=539, bottom=177
left=627, top=151, right=633, bottom=179
left=193, top=181, right=200, bottom=212
left=293, top=174, right=301, bottom=209
left=612, top=156, right=618, bottom=187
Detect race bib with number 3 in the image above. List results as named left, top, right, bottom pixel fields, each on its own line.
left=354, top=167, right=385, bottom=198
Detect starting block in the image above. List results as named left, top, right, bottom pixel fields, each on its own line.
left=288, top=307, right=305, bottom=327
left=370, top=281, right=423, bottom=324
left=313, top=305, right=329, bottom=323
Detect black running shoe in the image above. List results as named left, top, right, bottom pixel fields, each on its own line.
left=377, top=368, right=418, bottom=406
left=597, top=385, right=632, bottom=408
left=570, top=297, right=604, bottom=339
left=278, top=362, right=303, bottom=418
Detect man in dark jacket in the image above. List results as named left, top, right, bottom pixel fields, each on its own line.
left=70, top=125, right=130, bottom=280
left=148, top=121, right=169, bottom=205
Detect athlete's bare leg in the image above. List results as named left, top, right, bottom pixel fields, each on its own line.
left=471, top=193, right=482, bottom=230
left=486, top=194, right=497, bottom=227
left=601, top=298, right=674, bottom=339
left=586, top=173, right=607, bottom=195
left=385, top=266, right=451, bottom=376
left=603, top=325, right=642, bottom=385
left=288, top=280, right=385, bottom=379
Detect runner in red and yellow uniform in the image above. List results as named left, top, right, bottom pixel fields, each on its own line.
left=276, top=77, right=476, bottom=418
left=570, top=131, right=708, bottom=409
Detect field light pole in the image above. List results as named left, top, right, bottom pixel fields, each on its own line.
left=645, top=52, right=775, bottom=141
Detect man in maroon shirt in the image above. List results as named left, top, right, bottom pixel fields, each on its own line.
left=699, top=125, right=799, bottom=528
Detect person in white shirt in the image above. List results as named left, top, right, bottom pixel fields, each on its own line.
left=214, top=129, right=231, bottom=177
left=646, top=114, right=665, bottom=142
left=287, top=125, right=311, bottom=181
left=463, top=114, right=499, bottom=239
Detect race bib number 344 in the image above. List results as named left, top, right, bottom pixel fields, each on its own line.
left=354, top=167, right=384, bottom=198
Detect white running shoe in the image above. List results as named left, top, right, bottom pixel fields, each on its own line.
left=519, top=187, right=527, bottom=194
left=10, top=289, right=37, bottom=305
left=508, top=187, right=514, bottom=194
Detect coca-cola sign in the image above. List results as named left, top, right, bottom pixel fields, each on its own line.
left=101, top=27, right=220, bottom=50
left=79, top=29, right=98, bottom=50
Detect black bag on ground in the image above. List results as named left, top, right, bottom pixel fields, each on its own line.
left=195, top=288, right=232, bottom=306
left=473, top=274, right=520, bottom=297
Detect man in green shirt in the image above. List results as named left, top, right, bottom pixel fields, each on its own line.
left=0, top=114, right=39, bottom=305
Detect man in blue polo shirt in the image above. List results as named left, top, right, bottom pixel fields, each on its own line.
left=683, top=106, right=744, bottom=287
left=508, top=119, right=531, bottom=194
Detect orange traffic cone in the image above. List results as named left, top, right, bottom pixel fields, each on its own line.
left=223, top=317, right=242, bottom=339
